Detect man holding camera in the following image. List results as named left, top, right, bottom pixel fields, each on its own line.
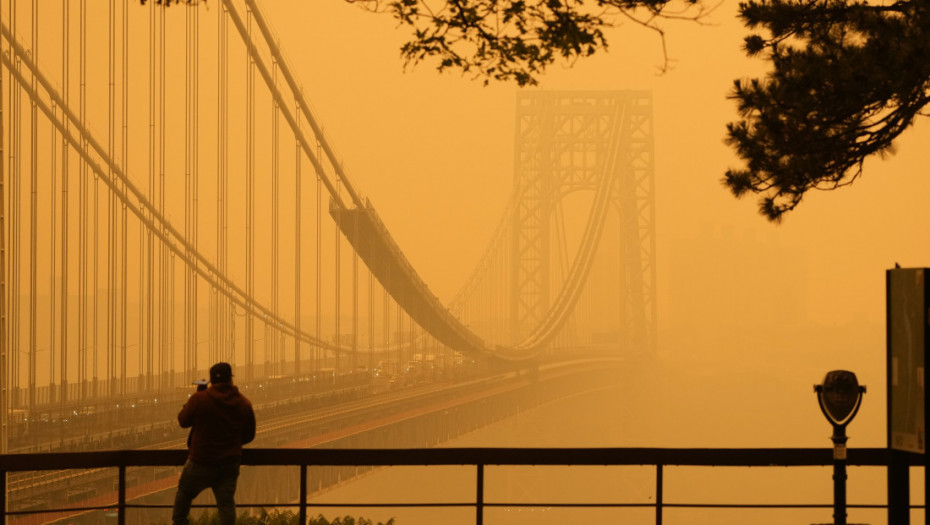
left=172, top=362, right=256, bottom=525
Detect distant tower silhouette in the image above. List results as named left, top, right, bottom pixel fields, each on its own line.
left=510, top=91, right=657, bottom=354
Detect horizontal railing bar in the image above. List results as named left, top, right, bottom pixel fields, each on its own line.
left=269, top=502, right=905, bottom=509
left=304, top=502, right=651, bottom=508
left=129, top=502, right=476, bottom=509
left=123, top=504, right=287, bottom=509
left=2, top=447, right=924, bottom=471
left=89, top=498, right=930, bottom=510
left=661, top=503, right=882, bottom=509
left=308, top=503, right=474, bottom=508
left=4, top=505, right=119, bottom=516
left=7, top=501, right=917, bottom=515
left=128, top=502, right=676, bottom=509
left=121, top=501, right=908, bottom=510
left=484, top=503, right=656, bottom=508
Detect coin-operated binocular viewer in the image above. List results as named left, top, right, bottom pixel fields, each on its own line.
left=814, top=370, right=866, bottom=525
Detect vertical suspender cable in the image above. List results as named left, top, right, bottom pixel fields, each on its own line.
left=245, top=10, right=254, bottom=381
left=193, top=0, right=199, bottom=381
left=121, top=0, right=128, bottom=396
left=334, top=219, right=340, bottom=373
left=210, top=6, right=218, bottom=367
left=170, top=253, right=175, bottom=384
left=316, top=166, right=321, bottom=374
left=502, top=232, right=506, bottom=345
left=60, top=0, right=69, bottom=406
left=153, top=0, right=161, bottom=388
left=368, top=270, right=373, bottom=380
left=185, top=2, right=192, bottom=381
left=186, top=0, right=201, bottom=382
left=216, top=3, right=227, bottom=364
left=108, top=0, right=116, bottom=397
left=91, top=0, right=100, bottom=399
left=146, top=0, right=155, bottom=391
left=159, top=2, right=167, bottom=389
left=93, top=161, right=98, bottom=397
left=192, top=2, right=199, bottom=379
left=49, top=12, right=57, bottom=403
left=502, top=234, right=508, bottom=345
left=78, top=0, right=87, bottom=404
left=352, top=241, right=358, bottom=372
left=9, top=0, right=19, bottom=404
left=211, top=0, right=217, bottom=368
left=294, top=106, right=301, bottom=375
left=0, top=0, right=6, bottom=456
left=272, top=60, right=279, bottom=377
left=28, top=0, right=37, bottom=411
left=209, top=7, right=228, bottom=364
left=383, top=275, right=389, bottom=365
left=396, top=289, right=402, bottom=369
left=185, top=1, right=193, bottom=381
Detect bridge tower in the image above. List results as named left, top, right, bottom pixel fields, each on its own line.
left=510, top=91, right=657, bottom=354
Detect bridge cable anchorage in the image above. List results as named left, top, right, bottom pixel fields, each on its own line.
left=0, top=21, right=343, bottom=355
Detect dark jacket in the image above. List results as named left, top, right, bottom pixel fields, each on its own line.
left=178, top=382, right=256, bottom=464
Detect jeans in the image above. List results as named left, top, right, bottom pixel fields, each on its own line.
left=172, top=459, right=241, bottom=525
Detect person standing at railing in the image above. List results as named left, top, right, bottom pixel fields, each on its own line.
left=172, top=362, right=256, bottom=525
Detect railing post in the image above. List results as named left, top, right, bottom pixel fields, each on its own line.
left=831, top=428, right=848, bottom=525
left=887, top=450, right=910, bottom=525
left=655, top=463, right=663, bottom=525
left=476, top=463, right=484, bottom=525
left=299, top=464, right=308, bottom=525
left=118, top=464, right=126, bottom=525
left=2, top=469, right=7, bottom=524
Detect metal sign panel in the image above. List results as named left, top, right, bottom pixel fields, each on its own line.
left=887, top=267, right=927, bottom=454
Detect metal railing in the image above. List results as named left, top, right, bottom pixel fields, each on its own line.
left=1, top=447, right=925, bottom=525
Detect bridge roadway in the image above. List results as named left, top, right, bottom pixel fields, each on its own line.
left=4, top=357, right=627, bottom=523
left=6, top=369, right=378, bottom=455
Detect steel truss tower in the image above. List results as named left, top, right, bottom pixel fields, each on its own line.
left=510, top=91, right=657, bottom=354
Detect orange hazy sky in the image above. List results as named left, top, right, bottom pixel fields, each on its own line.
left=7, top=0, right=928, bottom=449
left=254, top=1, right=930, bottom=445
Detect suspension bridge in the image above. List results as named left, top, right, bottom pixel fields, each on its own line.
left=0, top=0, right=656, bottom=460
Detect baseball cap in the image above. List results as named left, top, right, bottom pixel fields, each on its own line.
left=210, top=362, right=233, bottom=383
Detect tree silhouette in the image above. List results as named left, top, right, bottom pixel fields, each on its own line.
left=350, top=0, right=707, bottom=86
left=723, top=0, right=930, bottom=221
left=365, top=0, right=930, bottom=221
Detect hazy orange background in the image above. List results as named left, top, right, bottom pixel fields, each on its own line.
left=3, top=1, right=926, bottom=521
left=254, top=1, right=930, bottom=449
left=9, top=0, right=927, bottom=449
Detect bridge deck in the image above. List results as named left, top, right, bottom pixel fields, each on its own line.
left=330, top=200, right=496, bottom=357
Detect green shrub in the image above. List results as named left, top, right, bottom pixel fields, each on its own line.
left=178, top=509, right=395, bottom=525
